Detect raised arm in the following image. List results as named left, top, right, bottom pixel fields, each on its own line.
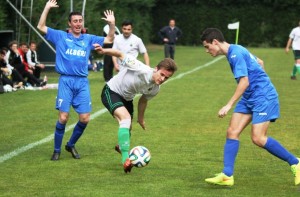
left=37, top=0, right=59, bottom=34
left=102, top=10, right=115, bottom=44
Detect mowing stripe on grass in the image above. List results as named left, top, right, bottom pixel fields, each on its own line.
left=0, top=56, right=224, bottom=164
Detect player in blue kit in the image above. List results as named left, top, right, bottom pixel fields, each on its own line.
left=37, top=0, right=115, bottom=160
left=200, top=28, right=300, bottom=186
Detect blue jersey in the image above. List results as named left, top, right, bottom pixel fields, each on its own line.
left=45, top=27, right=104, bottom=77
left=227, top=45, right=278, bottom=103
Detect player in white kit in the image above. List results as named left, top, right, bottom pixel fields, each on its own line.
left=93, top=43, right=177, bottom=173
left=286, top=20, right=300, bottom=79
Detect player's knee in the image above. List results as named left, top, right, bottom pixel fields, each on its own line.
left=226, top=127, right=239, bottom=139
left=59, top=113, right=69, bottom=124
left=251, top=135, right=265, bottom=147
left=79, top=115, right=90, bottom=124
left=119, top=119, right=131, bottom=129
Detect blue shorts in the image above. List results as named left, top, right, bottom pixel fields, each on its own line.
left=56, top=75, right=91, bottom=114
left=234, top=98, right=280, bottom=124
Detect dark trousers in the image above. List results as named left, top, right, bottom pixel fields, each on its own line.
left=164, top=43, right=176, bottom=59
left=1, top=74, right=13, bottom=86
left=103, top=55, right=114, bottom=82
left=11, top=69, right=26, bottom=85
left=33, top=66, right=42, bottom=79
left=13, top=63, right=41, bottom=86
left=103, top=43, right=115, bottom=82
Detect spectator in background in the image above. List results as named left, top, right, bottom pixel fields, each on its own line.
left=285, top=20, right=300, bottom=80
left=18, top=42, right=30, bottom=73
left=87, top=54, right=101, bottom=72
left=0, top=49, right=25, bottom=89
left=27, top=41, right=45, bottom=80
left=103, top=24, right=120, bottom=82
left=0, top=50, right=14, bottom=89
left=112, top=20, right=149, bottom=71
left=158, top=19, right=182, bottom=60
left=5, top=40, right=46, bottom=87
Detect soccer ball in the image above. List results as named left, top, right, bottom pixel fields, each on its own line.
left=129, top=146, right=151, bottom=168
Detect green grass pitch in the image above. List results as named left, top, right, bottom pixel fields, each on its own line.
left=0, top=45, right=300, bottom=196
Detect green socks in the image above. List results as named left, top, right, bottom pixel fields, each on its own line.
left=291, top=65, right=300, bottom=76
left=118, top=127, right=130, bottom=164
left=292, top=65, right=297, bottom=76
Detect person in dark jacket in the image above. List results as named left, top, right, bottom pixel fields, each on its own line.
left=158, top=19, right=182, bottom=60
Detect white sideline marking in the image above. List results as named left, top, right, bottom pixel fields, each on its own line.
left=0, top=56, right=224, bottom=164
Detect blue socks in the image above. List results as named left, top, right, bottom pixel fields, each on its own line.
left=54, top=121, right=66, bottom=153
left=264, top=137, right=298, bottom=166
left=67, top=121, right=87, bottom=147
left=223, top=138, right=240, bottom=177
left=222, top=137, right=298, bottom=177
left=54, top=121, right=87, bottom=152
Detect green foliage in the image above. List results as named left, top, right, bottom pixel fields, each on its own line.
left=151, top=0, right=300, bottom=47
left=0, top=1, right=10, bottom=30
left=1, top=0, right=299, bottom=47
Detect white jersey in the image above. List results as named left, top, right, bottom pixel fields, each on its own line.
left=112, top=33, right=147, bottom=65
left=107, top=55, right=159, bottom=101
left=289, top=26, right=300, bottom=50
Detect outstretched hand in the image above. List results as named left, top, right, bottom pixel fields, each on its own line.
left=102, top=10, right=115, bottom=25
left=137, top=119, right=146, bottom=130
left=218, top=104, right=232, bottom=118
left=46, top=0, right=59, bottom=9
left=93, top=44, right=104, bottom=54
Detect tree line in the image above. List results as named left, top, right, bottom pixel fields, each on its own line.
left=0, top=0, right=299, bottom=47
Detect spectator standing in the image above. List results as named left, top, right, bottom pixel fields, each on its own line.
left=112, top=20, right=149, bottom=71
left=285, top=20, right=300, bottom=80
left=27, top=41, right=45, bottom=79
left=103, top=24, right=120, bottom=82
left=158, top=19, right=182, bottom=60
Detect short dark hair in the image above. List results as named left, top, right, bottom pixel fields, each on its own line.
left=200, top=28, right=225, bottom=43
left=157, top=58, right=177, bottom=73
left=68, top=11, right=83, bottom=22
left=19, top=42, right=28, bottom=47
left=29, top=41, right=36, bottom=46
left=0, top=49, right=6, bottom=56
left=122, top=20, right=133, bottom=27
left=8, top=40, right=18, bottom=47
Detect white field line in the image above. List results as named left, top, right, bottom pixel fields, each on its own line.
left=0, top=56, right=224, bottom=164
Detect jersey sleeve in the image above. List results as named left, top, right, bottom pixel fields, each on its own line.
left=137, top=38, right=147, bottom=54
left=45, top=27, right=64, bottom=44
left=290, top=28, right=296, bottom=39
left=229, top=51, right=248, bottom=80
left=90, top=35, right=104, bottom=49
left=121, top=54, right=145, bottom=70
left=143, top=86, right=160, bottom=100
